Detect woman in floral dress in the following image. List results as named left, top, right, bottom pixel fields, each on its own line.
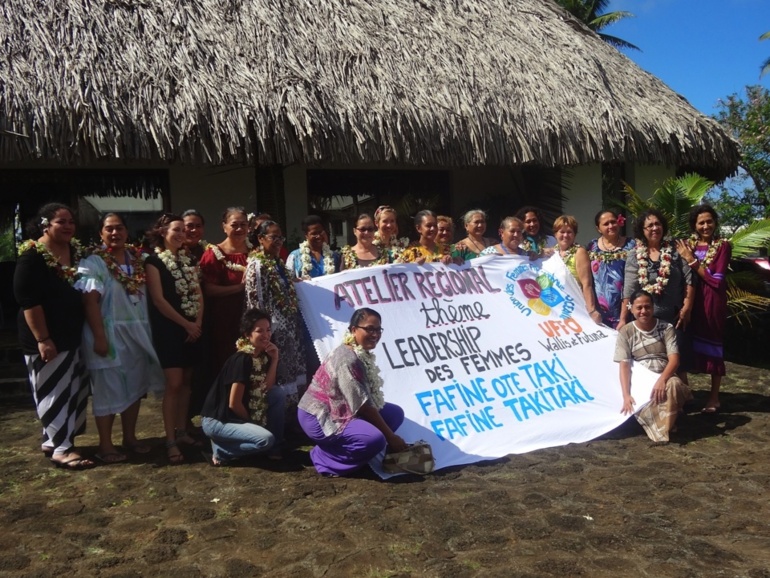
left=244, top=221, right=307, bottom=408
left=586, top=210, right=636, bottom=328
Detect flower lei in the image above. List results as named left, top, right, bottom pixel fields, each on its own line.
left=93, top=245, right=147, bottom=295
left=688, top=235, right=725, bottom=268
left=373, top=232, right=409, bottom=249
left=154, top=247, right=201, bottom=318
left=341, top=245, right=389, bottom=269
left=236, top=336, right=269, bottom=426
left=558, top=244, right=579, bottom=263
left=248, top=249, right=300, bottom=316
left=298, top=240, right=336, bottom=279
left=342, top=331, right=385, bottom=409
left=589, top=245, right=628, bottom=263
left=18, top=239, right=83, bottom=285
left=208, top=241, right=252, bottom=273
left=636, top=239, right=673, bottom=295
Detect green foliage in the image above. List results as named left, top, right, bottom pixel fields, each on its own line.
left=0, top=225, right=14, bottom=262
left=621, top=173, right=714, bottom=238
left=714, top=85, right=770, bottom=207
left=554, top=0, right=639, bottom=51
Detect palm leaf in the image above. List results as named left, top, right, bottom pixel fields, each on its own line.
left=729, top=218, right=770, bottom=258
left=726, top=283, right=770, bottom=325
left=597, top=33, right=640, bottom=51
left=591, top=11, right=635, bottom=31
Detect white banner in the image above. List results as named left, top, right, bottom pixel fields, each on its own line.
left=296, top=255, right=654, bottom=474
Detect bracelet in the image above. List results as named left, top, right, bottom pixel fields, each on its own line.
left=687, top=259, right=698, bottom=268
left=588, top=309, right=597, bottom=314
left=36, top=336, right=50, bottom=343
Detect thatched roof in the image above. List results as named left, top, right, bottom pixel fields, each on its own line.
left=0, top=0, right=739, bottom=177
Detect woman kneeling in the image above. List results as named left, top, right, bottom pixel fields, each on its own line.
left=614, top=290, right=692, bottom=443
left=201, top=308, right=286, bottom=465
left=298, top=307, right=407, bottom=476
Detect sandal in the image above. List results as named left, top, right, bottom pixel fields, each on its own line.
left=122, top=440, right=153, bottom=455
left=166, top=441, right=184, bottom=465
left=95, top=451, right=128, bottom=464
left=51, top=452, right=96, bottom=470
left=175, top=429, right=203, bottom=448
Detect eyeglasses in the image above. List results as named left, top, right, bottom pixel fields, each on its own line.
left=355, top=325, right=384, bottom=335
left=263, top=234, right=286, bottom=242
left=356, top=227, right=376, bottom=233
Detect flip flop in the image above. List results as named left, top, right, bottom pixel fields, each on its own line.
left=51, top=454, right=96, bottom=470
left=95, top=451, right=128, bottom=464
left=122, top=441, right=153, bottom=455
left=702, top=405, right=720, bottom=414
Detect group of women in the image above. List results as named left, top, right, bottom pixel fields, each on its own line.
left=14, top=199, right=730, bottom=473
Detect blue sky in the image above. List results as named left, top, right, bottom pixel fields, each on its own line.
left=610, top=0, right=769, bottom=116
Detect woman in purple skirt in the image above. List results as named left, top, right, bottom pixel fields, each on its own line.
left=298, top=308, right=407, bottom=477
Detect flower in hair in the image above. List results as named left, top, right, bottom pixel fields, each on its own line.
left=616, top=214, right=626, bottom=227
left=40, top=217, right=49, bottom=227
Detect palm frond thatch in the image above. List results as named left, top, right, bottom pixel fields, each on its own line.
left=0, top=0, right=738, bottom=175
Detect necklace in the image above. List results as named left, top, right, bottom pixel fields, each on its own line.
left=209, top=242, right=251, bottom=273
left=93, top=245, right=147, bottom=295
left=18, top=239, right=83, bottom=285
left=373, top=232, right=409, bottom=259
left=342, top=331, right=385, bottom=409
left=467, top=236, right=486, bottom=254
left=154, top=247, right=200, bottom=318
left=298, top=240, right=336, bottom=279
left=635, top=240, right=673, bottom=295
left=341, top=245, right=389, bottom=269
left=589, top=237, right=629, bottom=263
left=235, top=337, right=270, bottom=426
left=688, top=235, right=725, bottom=268
left=248, top=249, right=300, bottom=316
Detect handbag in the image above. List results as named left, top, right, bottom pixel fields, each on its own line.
left=382, top=440, right=435, bottom=475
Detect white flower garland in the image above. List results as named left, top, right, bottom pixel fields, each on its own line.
left=373, top=232, right=409, bottom=257
left=209, top=242, right=252, bottom=273
left=155, top=247, right=201, bottom=318
left=298, top=240, right=336, bottom=280
left=343, top=331, right=385, bottom=409
left=636, top=240, right=673, bottom=295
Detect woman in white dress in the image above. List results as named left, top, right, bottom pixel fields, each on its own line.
left=77, top=213, right=165, bottom=463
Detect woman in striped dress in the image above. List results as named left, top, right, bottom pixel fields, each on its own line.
left=13, top=203, right=94, bottom=469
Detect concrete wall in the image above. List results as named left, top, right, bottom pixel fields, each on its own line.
left=168, top=164, right=256, bottom=234
left=562, top=164, right=602, bottom=245
left=626, top=164, right=676, bottom=199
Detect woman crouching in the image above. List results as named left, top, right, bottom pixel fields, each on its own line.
left=614, top=290, right=692, bottom=443
left=200, top=308, right=286, bottom=465
left=298, top=308, right=407, bottom=476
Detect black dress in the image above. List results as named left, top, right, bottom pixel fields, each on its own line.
left=146, top=253, right=202, bottom=369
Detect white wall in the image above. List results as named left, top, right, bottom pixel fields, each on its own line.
left=169, top=165, right=256, bottom=234
left=283, top=165, right=308, bottom=244
left=626, top=164, right=676, bottom=199
left=562, top=164, right=602, bottom=245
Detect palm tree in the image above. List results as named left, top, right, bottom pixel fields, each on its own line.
left=621, top=173, right=770, bottom=323
left=761, top=31, right=770, bottom=77
left=554, top=0, right=639, bottom=51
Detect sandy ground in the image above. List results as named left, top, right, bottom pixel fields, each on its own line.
left=0, top=362, right=769, bottom=578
